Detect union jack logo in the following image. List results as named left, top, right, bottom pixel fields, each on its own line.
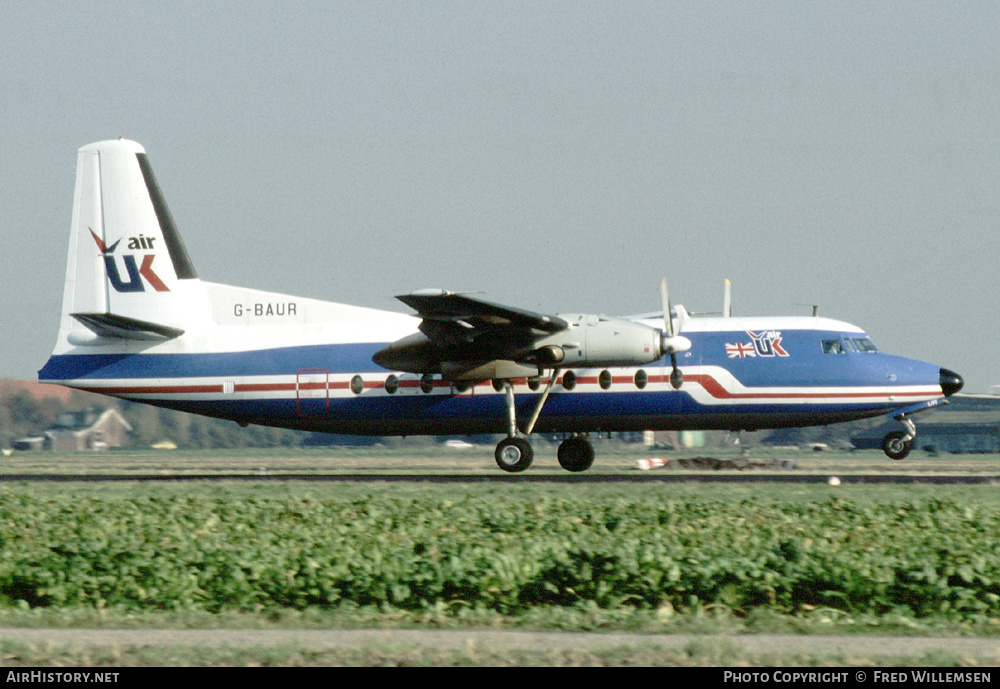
left=725, top=342, right=757, bottom=358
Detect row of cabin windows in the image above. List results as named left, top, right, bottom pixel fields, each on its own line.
left=342, top=338, right=879, bottom=398
left=354, top=369, right=652, bottom=395
left=821, top=337, right=878, bottom=354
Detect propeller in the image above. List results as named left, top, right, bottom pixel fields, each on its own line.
left=659, top=277, right=691, bottom=389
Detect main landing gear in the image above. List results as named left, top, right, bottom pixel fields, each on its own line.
left=495, top=436, right=534, bottom=472
left=557, top=436, right=595, bottom=472
left=495, top=432, right=596, bottom=473
left=493, top=372, right=596, bottom=473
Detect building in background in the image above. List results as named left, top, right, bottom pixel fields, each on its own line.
left=14, top=408, right=132, bottom=452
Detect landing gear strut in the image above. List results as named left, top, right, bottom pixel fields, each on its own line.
left=493, top=375, right=551, bottom=473
left=492, top=371, right=596, bottom=473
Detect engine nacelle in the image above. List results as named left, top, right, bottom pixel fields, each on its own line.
left=531, top=315, right=665, bottom=367
left=373, top=313, right=677, bottom=379
left=372, top=332, right=441, bottom=373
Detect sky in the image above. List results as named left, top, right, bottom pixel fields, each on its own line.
left=2, top=1, right=998, bottom=392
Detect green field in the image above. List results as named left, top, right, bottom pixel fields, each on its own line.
left=1, top=463, right=999, bottom=632
left=2, top=447, right=999, bottom=664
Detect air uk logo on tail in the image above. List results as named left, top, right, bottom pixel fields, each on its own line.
left=89, top=229, right=169, bottom=292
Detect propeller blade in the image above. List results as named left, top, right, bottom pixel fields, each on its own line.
left=660, top=277, right=674, bottom=336
left=659, top=276, right=688, bottom=389
left=669, top=353, right=683, bottom=389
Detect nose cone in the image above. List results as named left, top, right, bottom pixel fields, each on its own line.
left=939, top=368, right=964, bottom=397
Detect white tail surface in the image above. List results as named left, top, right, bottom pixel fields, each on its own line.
left=47, top=139, right=415, bottom=365
left=56, top=139, right=206, bottom=347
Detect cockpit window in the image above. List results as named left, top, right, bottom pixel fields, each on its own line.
left=852, top=338, right=878, bottom=352
left=822, top=339, right=845, bottom=354
left=842, top=339, right=856, bottom=352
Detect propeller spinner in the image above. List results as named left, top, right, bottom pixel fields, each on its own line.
left=659, top=278, right=691, bottom=389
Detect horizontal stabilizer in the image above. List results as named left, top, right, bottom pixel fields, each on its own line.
left=71, top=312, right=185, bottom=340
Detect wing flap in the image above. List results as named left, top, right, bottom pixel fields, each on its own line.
left=396, top=291, right=568, bottom=336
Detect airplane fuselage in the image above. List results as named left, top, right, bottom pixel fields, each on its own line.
left=39, top=300, right=953, bottom=437
left=38, top=139, right=963, bottom=471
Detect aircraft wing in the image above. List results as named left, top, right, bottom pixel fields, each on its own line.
left=396, top=290, right=568, bottom=347
left=379, top=289, right=664, bottom=376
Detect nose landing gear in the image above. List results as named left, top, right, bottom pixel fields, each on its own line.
left=882, top=416, right=917, bottom=460
left=882, top=430, right=912, bottom=460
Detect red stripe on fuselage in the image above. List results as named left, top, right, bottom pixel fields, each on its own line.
left=66, top=371, right=940, bottom=402
left=686, top=374, right=935, bottom=400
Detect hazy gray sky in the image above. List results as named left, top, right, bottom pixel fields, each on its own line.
left=2, top=1, right=998, bottom=391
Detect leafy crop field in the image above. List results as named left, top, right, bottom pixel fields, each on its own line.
left=1, top=479, right=999, bottom=631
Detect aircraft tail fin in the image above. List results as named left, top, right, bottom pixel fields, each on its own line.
left=53, top=139, right=203, bottom=347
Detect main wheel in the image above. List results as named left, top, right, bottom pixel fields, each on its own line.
left=557, top=437, right=595, bottom=472
left=495, top=437, right=534, bottom=473
left=882, top=431, right=912, bottom=460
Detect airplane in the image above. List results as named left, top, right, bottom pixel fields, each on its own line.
left=38, top=139, right=964, bottom=472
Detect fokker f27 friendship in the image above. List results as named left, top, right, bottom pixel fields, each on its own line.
left=39, top=140, right=964, bottom=472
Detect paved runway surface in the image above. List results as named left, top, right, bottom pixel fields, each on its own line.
left=2, top=472, right=1000, bottom=483
left=1, top=627, right=998, bottom=661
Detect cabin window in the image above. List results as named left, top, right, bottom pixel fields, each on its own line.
left=420, top=373, right=434, bottom=394
left=599, top=370, right=612, bottom=390
left=350, top=375, right=364, bottom=395
left=384, top=375, right=399, bottom=394
left=634, top=369, right=648, bottom=390
left=852, top=338, right=879, bottom=352
left=822, top=339, right=845, bottom=354
left=562, top=370, right=577, bottom=390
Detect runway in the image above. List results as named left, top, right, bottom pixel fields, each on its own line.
left=2, top=471, right=999, bottom=483
left=1, top=627, right=997, bottom=662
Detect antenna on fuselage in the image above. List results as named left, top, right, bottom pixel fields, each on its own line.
left=723, top=279, right=731, bottom=318
left=793, top=302, right=820, bottom=317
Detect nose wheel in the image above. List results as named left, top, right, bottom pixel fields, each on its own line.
left=882, top=431, right=912, bottom=460
left=882, top=416, right=917, bottom=460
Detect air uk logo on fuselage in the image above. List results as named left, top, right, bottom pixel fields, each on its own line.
left=90, top=229, right=169, bottom=292
left=725, top=330, right=789, bottom=359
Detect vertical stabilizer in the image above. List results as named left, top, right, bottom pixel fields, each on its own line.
left=56, top=139, right=202, bottom=345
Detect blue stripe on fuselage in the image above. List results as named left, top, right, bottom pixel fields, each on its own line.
left=38, top=342, right=387, bottom=380
left=150, top=389, right=903, bottom=436
left=38, top=328, right=939, bottom=392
